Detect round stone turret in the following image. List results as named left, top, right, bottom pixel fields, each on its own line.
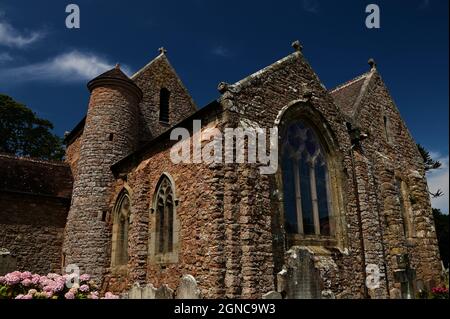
left=63, top=65, right=142, bottom=280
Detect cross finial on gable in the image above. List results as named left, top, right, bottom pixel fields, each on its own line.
left=291, top=40, right=303, bottom=52
left=159, top=47, right=167, bottom=55
left=368, top=58, right=377, bottom=71
left=115, top=63, right=120, bottom=69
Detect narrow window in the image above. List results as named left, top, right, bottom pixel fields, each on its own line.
left=159, top=88, right=170, bottom=123
left=396, top=178, right=414, bottom=239
left=111, top=191, right=131, bottom=266
left=154, top=176, right=175, bottom=254
left=383, top=116, right=392, bottom=143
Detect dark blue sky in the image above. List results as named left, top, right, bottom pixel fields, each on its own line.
left=0, top=1, right=448, bottom=149
left=1, top=0, right=448, bottom=151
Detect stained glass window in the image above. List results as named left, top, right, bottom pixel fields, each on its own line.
left=281, top=121, right=332, bottom=236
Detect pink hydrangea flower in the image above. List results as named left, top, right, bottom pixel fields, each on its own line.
left=21, top=279, right=32, bottom=287
left=103, top=292, right=119, bottom=299
left=89, top=292, right=99, bottom=299
left=20, top=271, right=32, bottom=280
left=80, top=284, right=89, bottom=292
left=0, top=276, right=5, bottom=285
left=22, top=294, right=33, bottom=300
left=5, top=273, right=21, bottom=285
left=79, top=274, right=90, bottom=282
left=47, top=273, right=59, bottom=280
left=31, top=274, right=40, bottom=285
left=64, top=292, right=75, bottom=299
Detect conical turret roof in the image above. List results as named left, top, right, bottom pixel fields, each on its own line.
left=87, top=64, right=142, bottom=99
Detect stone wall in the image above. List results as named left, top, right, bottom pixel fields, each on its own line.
left=105, top=111, right=227, bottom=298
left=65, top=134, right=82, bottom=179
left=216, top=50, right=362, bottom=298
left=0, top=193, right=67, bottom=274
left=0, top=154, right=72, bottom=275
left=355, top=71, right=442, bottom=291
left=132, top=53, right=197, bottom=142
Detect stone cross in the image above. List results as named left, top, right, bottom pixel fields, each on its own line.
left=159, top=47, right=167, bottom=55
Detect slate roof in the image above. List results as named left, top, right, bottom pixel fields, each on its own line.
left=329, top=72, right=372, bottom=118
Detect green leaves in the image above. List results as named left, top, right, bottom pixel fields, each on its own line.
left=0, top=94, right=65, bottom=161
left=417, top=144, right=442, bottom=172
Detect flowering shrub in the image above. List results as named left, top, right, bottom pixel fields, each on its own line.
left=0, top=271, right=119, bottom=300
left=430, top=286, right=449, bottom=299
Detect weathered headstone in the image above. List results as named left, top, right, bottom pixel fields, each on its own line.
left=142, top=284, right=157, bottom=299
left=156, top=284, right=174, bottom=299
left=321, top=290, right=336, bottom=299
left=277, top=247, right=322, bottom=299
left=176, top=274, right=201, bottom=299
left=262, top=291, right=282, bottom=299
left=0, top=248, right=16, bottom=276
left=128, top=282, right=143, bottom=299
left=389, top=288, right=402, bottom=299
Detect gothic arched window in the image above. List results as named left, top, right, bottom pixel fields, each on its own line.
left=159, top=88, right=170, bottom=123
left=281, top=121, right=333, bottom=237
left=111, top=191, right=131, bottom=266
left=148, top=173, right=181, bottom=266
left=155, top=176, right=175, bottom=254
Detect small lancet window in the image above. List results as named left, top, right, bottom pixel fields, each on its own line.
left=155, top=176, right=175, bottom=254
left=111, top=191, right=131, bottom=266
left=159, top=88, right=170, bottom=123
left=384, top=116, right=393, bottom=144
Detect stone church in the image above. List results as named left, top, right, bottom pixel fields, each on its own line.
left=0, top=41, right=443, bottom=299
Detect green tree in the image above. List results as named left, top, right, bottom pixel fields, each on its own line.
left=433, top=208, right=449, bottom=268
left=418, top=144, right=442, bottom=172
left=418, top=143, right=444, bottom=198
left=0, top=94, right=65, bottom=161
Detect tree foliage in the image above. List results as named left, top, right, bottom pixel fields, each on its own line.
left=433, top=208, right=449, bottom=268
left=418, top=144, right=442, bottom=171
left=418, top=143, right=444, bottom=198
left=0, top=94, right=65, bottom=161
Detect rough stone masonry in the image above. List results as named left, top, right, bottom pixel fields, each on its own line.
left=0, top=42, right=443, bottom=299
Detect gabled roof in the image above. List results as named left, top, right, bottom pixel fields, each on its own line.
left=329, top=70, right=374, bottom=119
left=0, top=153, right=73, bottom=200
left=131, top=51, right=197, bottom=112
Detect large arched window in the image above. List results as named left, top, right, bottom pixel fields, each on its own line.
left=281, top=120, right=333, bottom=237
left=111, top=190, right=131, bottom=267
left=149, top=174, right=179, bottom=264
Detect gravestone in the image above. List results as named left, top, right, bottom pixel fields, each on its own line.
left=277, top=247, right=322, bottom=299
left=262, top=291, right=282, bottom=299
left=176, top=274, right=201, bottom=299
left=156, top=284, right=174, bottom=299
left=0, top=248, right=16, bottom=276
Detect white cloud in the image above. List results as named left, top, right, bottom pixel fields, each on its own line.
left=302, top=0, right=320, bottom=13
left=0, top=21, right=44, bottom=48
left=427, top=153, right=449, bottom=214
left=0, top=51, right=131, bottom=84
left=0, top=52, right=12, bottom=63
left=212, top=45, right=232, bottom=58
